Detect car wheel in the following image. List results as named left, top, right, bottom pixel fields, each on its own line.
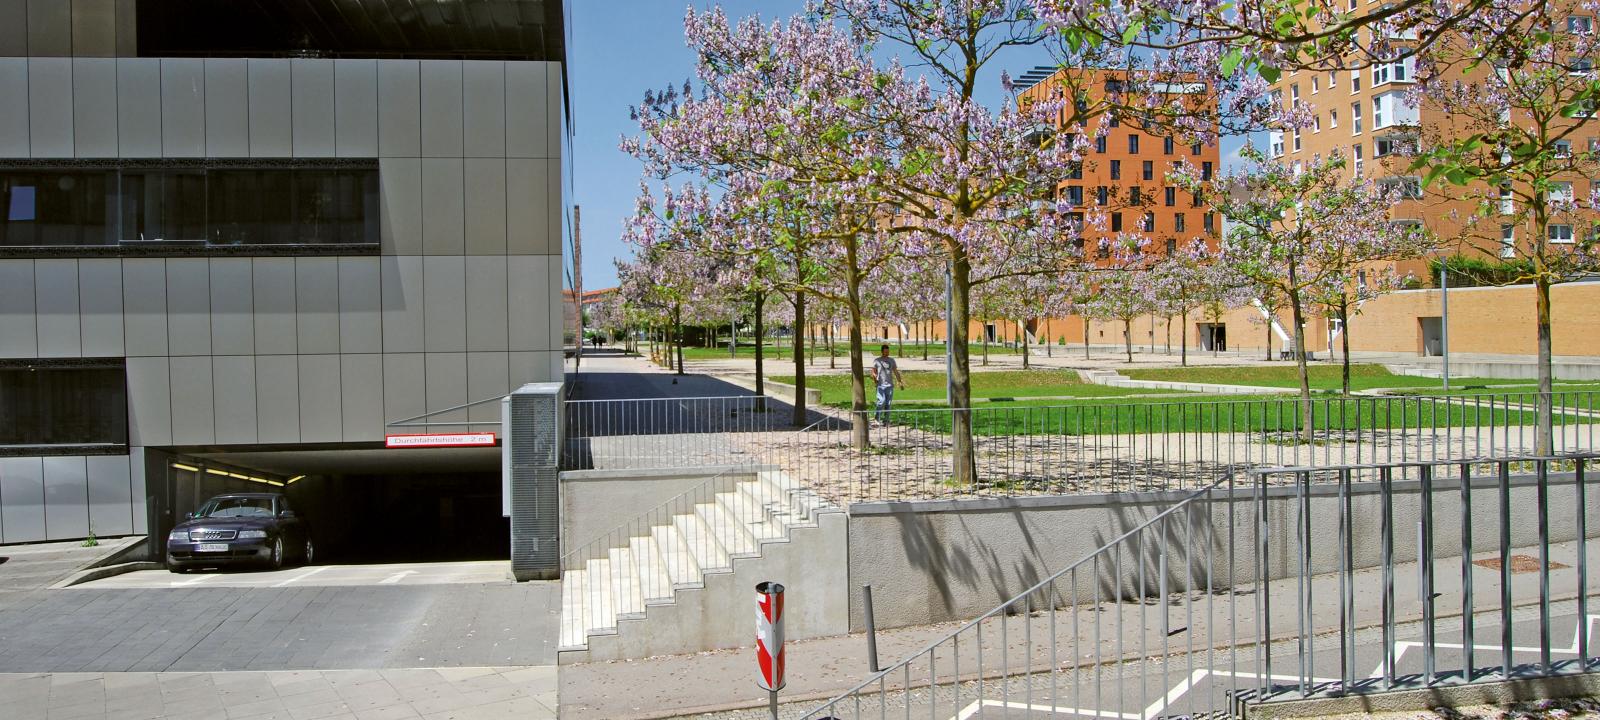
left=268, top=538, right=284, bottom=570
left=301, top=538, right=315, bottom=566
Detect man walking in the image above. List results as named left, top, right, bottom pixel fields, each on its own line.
left=869, top=344, right=905, bottom=425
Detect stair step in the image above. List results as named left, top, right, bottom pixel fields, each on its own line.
left=560, top=568, right=589, bottom=649
left=723, top=489, right=789, bottom=543
left=585, top=557, right=617, bottom=632
left=673, top=511, right=730, bottom=573
left=651, top=523, right=703, bottom=587
left=758, top=471, right=824, bottom=523
left=629, top=534, right=673, bottom=603
left=609, top=546, right=644, bottom=618
left=695, top=501, right=758, bottom=558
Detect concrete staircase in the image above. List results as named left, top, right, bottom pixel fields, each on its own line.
left=558, top=469, right=839, bottom=660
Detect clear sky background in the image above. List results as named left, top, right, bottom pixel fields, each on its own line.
left=567, top=2, right=1247, bottom=289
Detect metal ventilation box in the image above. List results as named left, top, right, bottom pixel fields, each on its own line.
left=503, top=382, right=563, bottom=581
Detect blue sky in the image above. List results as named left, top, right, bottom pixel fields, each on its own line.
left=567, top=2, right=1246, bottom=288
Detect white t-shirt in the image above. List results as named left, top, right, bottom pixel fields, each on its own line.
left=872, top=356, right=897, bottom=389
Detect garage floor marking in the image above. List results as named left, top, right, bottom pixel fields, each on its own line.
left=270, top=566, right=327, bottom=587
left=380, top=570, right=418, bottom=584
left=170, top=573, right=214, bottom=588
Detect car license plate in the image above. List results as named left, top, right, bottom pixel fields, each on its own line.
left=196, top=543, right=229, bottom=552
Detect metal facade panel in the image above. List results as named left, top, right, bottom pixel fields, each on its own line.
left=28, top=58, right=73, bottom=158
left=159, top=58, right=205, bottom=157
left=247, top=59, right=292, bottom=157
left=379, top=157, right=423, bottom=255
left=340, top=353, right=383, bottom=441
left=164, top=257, right=211, bottom=356
left=545, top=63, right=562, bottom=160
left=0, top=59, right=28, bottom=156
left=504, top=61, right=546, bottom=159
left=423, top=256, right=466, bottom=352
left=125, top=357, right=171, bottom=446
left=122, top=258, right=167, bottom=357
left=129, top=447, right=147, bottom=534
left=208, top=258, right=255, bottom=355
left=116, top=59, right=162, bottom=157
left=212, top=354, right=259, bottom=445
left=251, top=258, right=298, bottom=354
left=546, top=255, right=564, bottom=350
left=420, top=158, right=466, bottom=255
left=0, top=457, right=46, bottom=543
left=381, top=352, right=425, bottom=426
left=0, top=0, right=24, bottom=57
left=424, top=352, right=467, bottom=424
left=72, top=58, right=118, bottom=157
left=42, top=456, right=89, bottom=540
left=79, top=258, right=124, bottom=357
left=467, top=352, right=509, bottom=423
left=377, top=59, right=420, bottom=158
left=462, top=61, right=506, bottom=157
left=203, top=59, right=249, bottom=157
left=464, top=158, right=508, bottom=256
left=465, top=256, right=509, bottom=352
left=334, top=59, right=378, bottom=158
left=380, top=255, right=424, bottom=353
left=255, top=354, right=301, bottom=444
left=70, top=0, right=117, bottom=58
left=419, top=60, right=464, bottom=158
left=169, top=355, right=215, bottom=445
left=291, top=59, right=336, bottom=158
left=298, top=354, right=342, bottom=442
left=505, top=255, right=547, bottom=352
left=33, top=259, right=81, bottom=357
left=86, top=455, right=133, bottom=537
left=294, top=257, right=339, bottom=354
left=337, top=257, right=381, bottom=354
left=504, top=159, right=547, bottom=256
left=0, top=260, right=38, bottom=358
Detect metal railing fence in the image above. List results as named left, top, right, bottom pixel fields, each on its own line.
left=774, top=390, right=1600, bottom=504
left=800, top=452, right=1600, bottom=719
left=561, top=395, right=793, bottom=471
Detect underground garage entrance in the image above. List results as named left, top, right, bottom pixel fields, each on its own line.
left=154, top=446, right=508, bottom=566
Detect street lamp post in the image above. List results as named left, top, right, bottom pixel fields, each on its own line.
left=1440, top=257, right=1450, bottom=392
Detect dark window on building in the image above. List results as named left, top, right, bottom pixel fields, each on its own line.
left=1109, top=113, right=1121, bottom=128
left=1204, top=212, right=1216, bottom=233
left=1096, top=186, right=1109, bottom=205
left=1166, top=238, right=1177, bottom=253
left=1164, top=186, right=1176, bottom=206
left=1175, top=213, right=1186, bottom=232
left=1, top=170, right=112, bottom=247
left=1163, top=137, right=1175, bottom=154
left=1, top=164, right=378, bottom=250
left=1065, top=186, right=1084, bottom=205
left=1142, top=161, right=1153, bottom=181
left=1192, top=190, right=1204, bottom=208
left=1142, top=212, right=1155, bottom=232
left=1128, top=135, right=1139, bottom=154
left=1067, top=162, right=1083, bottom=180
left=1095, top=136, right=1107, bottom=153
left=1110, top=160, right=1121, bottom=180
left=1191, top=142, right=1203, bottom=154
left=0, top=360, right=128, bottom=448
left=1111, top=213, right=1123, bottom=232
left=1129, top=186, right=1142, bottom=204
left=1202, top=162, right=1214, bottom=181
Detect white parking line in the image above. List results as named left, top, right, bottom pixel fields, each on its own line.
left=270, top=566, right=327, bottom=587
left=380, top=570, right=419, bottom=584
left=170, top=573, right=214, bottom=587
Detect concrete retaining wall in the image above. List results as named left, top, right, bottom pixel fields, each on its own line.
left=558, top=465, right=763, bottom=552
left=847, top=473, right=1600, bottom=630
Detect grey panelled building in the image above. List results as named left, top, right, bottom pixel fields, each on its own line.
left=0, top=0, right=567, bottom=555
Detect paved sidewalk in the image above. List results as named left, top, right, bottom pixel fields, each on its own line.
left=2, top=666, right=556, bottom=720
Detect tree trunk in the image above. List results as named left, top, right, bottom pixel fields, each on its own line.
left=897, top=324, right=904, bottom=359
left=1536, top=274, right=1555, bottom=454
left=1265, top=313, right=1273, bottom=362
left=1287, top=284, right=1314, bottom=444
left=674, top=303, right=685, bottom=376
left=1084, top=317, right=1092, bottom=359
left=754, top=291, right=766, bottom=413
left=1181, top=310, right=1189, bottom=366
left=981, top=320, right=989, bottom=366
left=1123, top=318, right=1133, bottom=363
left=1020, top=319, right=1030, bottom=370
left=1045, top=317, right=1052, bottom=357
left=949, top=256, right=976, bottom=486
left=1339, top=299, right=1351, bottom=396
left=1164, top=316, right=1172, bottom=354
left=791, top=291, right=808, bottom=427
left=845, top=235, right=870, bottom=450
left=827, top=324, right=836, bottom=370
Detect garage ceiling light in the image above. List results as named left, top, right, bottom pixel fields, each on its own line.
left=172, top=463, right=200, bottom=472
left=205, top=468, right=231, bottom=477
left=286, top=475, right=305, bottom=485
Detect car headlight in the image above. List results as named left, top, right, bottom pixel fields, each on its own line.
left=238, top=530, right=268, bottom=539
left=168, top=529, right=188, bottom=541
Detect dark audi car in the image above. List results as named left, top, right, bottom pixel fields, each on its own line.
left=166, top=493, right=313, bottom=572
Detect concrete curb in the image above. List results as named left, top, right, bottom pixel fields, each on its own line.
left=710, top=373, right=824, bottom=407
left=50, top=561, right=164, bottom=589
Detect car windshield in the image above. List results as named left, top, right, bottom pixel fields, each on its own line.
left=195, top=497, right=274, bottom=518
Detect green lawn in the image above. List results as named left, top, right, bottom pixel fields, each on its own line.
left=674, top=341, right=1022, bottom=361
left=1121, top=364, right=1548, bottom=392
left=772, top=369, right=1175, bottom=405
left=862, top=394, right=1588, bottom=436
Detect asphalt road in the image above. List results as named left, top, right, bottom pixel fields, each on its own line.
left=76, top=561, right=512, bottom=589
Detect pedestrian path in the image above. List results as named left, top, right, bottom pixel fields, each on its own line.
left=1, top=666, right=556, bottom=720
